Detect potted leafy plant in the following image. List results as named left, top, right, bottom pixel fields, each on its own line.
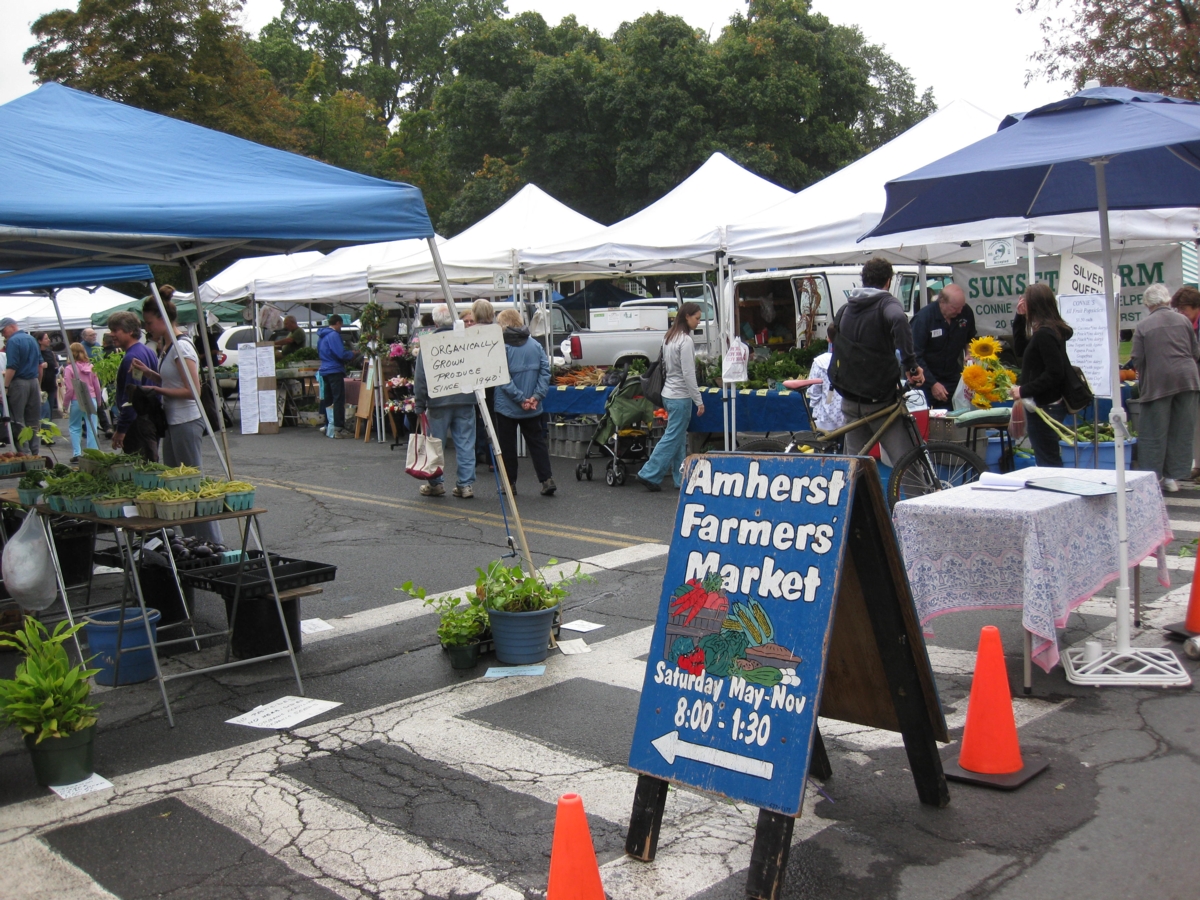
left=403, top=581, right=489, bottom=669
left=475, top=560, right=585, bottom=665
left=0, top=617, right=100, bottom=787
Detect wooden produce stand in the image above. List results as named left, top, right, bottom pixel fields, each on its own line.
left=1, top=490, right=302, bottom=727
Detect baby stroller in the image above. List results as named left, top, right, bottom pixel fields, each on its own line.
left=575, top=371, right=658, bottom=486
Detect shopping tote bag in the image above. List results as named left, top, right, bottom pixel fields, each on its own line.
left=405, top=413, right=444, bottom=479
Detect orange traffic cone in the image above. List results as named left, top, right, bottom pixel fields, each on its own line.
left=1166, top=556, right=1200, bottom=638
left=943, top=626, right=1048, bottom=790
left=547, top=793, right=605, bottom=900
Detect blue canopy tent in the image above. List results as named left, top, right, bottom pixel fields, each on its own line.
left=863, top=85, right=1198, bottom=686
left=0, top=82, right=459, bottom=480
left=0, top=265, right=153, bottom=450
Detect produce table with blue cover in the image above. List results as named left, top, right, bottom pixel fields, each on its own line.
left=542, top=384, right=615, bottom=416
left=688, top=386, right=811, bottom=433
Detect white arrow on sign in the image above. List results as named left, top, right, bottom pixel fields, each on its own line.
left=651, top=731, right=774, bottom=780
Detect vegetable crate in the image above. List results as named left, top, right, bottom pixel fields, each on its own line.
left=181, top=555, right=336, bottom=601
left=155, top=499, right=196, bottom=521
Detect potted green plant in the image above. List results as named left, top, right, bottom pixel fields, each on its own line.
left=0, top=617, right=100, bottom=787
left=403, top=581, right=489, bottom=669
left=475, top=560, right=585, bottom=665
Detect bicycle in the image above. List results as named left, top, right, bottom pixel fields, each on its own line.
left=737, top=381, right=986, bottom=509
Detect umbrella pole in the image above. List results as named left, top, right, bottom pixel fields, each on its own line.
left=187, top=263, right=234, bottom=478
left=1062, top=159, right=1190, bottom=686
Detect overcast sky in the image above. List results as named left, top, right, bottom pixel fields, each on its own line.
left=1, top=0, right=1070, bottom=121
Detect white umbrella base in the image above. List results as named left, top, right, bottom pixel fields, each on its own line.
left=1062, top=645, right=1191, bottom=687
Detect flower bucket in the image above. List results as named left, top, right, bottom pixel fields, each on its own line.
left=26, top=725, right=95, bottom=787
left=446, top=641, right=481, bottom=670
left=487, top=606, right=557, bottom=665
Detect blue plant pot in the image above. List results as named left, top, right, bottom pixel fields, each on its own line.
left=487, top=606, right=556, bottom=664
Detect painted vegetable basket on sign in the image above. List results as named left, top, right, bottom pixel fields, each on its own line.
left=664, top=575, right=801, bottom=689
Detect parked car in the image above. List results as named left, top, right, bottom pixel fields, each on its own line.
left=564, top=293, right=718, bottom=368
left=214, top=322, right=359, bottom=368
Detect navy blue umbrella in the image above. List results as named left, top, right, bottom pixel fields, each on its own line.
left=865, top=86, right=1197, bottom=685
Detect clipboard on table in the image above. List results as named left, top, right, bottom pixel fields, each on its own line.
left=1024, top=476, right=1133, bottom=497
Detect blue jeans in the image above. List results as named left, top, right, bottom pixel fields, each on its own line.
left=426, top=404, right=477, bottom=488
left=639, top=396, right=693, bottom=487
left=68, top=400, right=100, bottom=457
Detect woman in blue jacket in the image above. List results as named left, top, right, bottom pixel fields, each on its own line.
left=494, top=308, right=555, bottom=495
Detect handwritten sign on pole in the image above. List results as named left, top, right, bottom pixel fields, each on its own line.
left=1058, top=293, right=1112, bottom=398
left=420, top=323, right=510, bottom=397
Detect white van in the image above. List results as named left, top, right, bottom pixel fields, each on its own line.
left=694, top=265, right=953, bottom=351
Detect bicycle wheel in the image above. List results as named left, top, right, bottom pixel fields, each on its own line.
left=736, top=439, right=789, bottom=453
left=887, top=440, right=986, bottom=508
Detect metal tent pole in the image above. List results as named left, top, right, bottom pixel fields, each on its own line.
left=1025, top=233, right=1037, bottom=287
left=918, top=260, right=927, bottom=313
left=187, top=263, right=234, bottom=477
left=1061, top=159, right=1189, bottom=687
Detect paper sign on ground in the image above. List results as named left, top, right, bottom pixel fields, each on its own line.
left=1058, top=292, right=1112, bottom=398
left=300, top=618, right=334, bottom=634
left=557, top=638, right=591, bottom=655
left=560, top=619, right=604, bottom=633
left=50, top=772, right=113, bottom=799
left=226, top=696, right=342, bottom=729
left=483, top=665, right=546, bottom=678
left=419, top=323, right=510, bottom=397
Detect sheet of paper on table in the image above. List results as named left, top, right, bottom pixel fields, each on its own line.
left=483, top=665, right=546, bottom=678
left=50, top=772, right=114, bottom=799
left=971, top=472, right=1027, bottom=491
left=300, top=618, right=334, bottom=634
left=557, top=638, right=591, bottom=655
left=226, top=696, right=342, bottom=729
left=560, top=619, right=604, bottom=633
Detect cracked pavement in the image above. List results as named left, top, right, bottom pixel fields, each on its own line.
left=2, top=427, right=1199, bottom=899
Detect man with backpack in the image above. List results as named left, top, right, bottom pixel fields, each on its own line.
left=830, top=257, right=925, bottom=465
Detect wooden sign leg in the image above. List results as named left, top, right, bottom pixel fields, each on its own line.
left=849, top=494, right=950, bottom=809
left=746, top=809, right=795, bottom=900
left=625, top=774, right=670, bottom=861
left=808, top=726, right=832, bottom=780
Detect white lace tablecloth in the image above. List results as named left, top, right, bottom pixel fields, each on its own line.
left=893, top=467, right=1172, bottom=672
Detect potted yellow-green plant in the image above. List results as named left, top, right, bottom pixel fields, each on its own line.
left=0, top=617, right=100, bottom=787
left=402, top=581, right=489, bottom=669
left=475, top=560, right=585, bottom=665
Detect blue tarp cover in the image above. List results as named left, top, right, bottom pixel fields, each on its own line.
left=0, top=84, right=434, bottom=260
left=0, top=265, right=153, bottom=294
left=867, top=87, right=1200, bottom=238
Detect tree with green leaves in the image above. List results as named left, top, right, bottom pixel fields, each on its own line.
left=1020, top=0, right=1200, bottom=98
left=277, top=0, right=506, bottom=122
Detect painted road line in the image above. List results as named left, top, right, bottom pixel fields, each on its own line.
left=259, top=478, right=662, bottom=547
left=304, top=543, right=668, bottom=645
left=1169, top=518, right=1200, bottom=534
left=1165, top=496, right=1200, bottom=508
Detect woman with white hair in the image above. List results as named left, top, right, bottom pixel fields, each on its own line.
left=1130, top=283, right=1200, bottom=491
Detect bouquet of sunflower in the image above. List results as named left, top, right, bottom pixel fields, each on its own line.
left=960, top=335, right=1018, bottom=409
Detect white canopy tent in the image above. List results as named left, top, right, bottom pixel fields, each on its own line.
left=8, top=285, right=137, bottom=332
left=171, top=251, right=325, bottom=305
left=252, top=238, right=437, bottom=307
left=520, top=153, right=794, bottom=278
left=368, top=184, right=601, bottom=288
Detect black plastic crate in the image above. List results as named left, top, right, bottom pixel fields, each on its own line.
left=177, top=551, right=280, bottom=593
left=185, top=556, right=335, bottom=601
left=174, top=555, right=223, bottom=572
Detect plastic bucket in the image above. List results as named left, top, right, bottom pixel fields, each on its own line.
left=83, top=607, right=161, bottom=685
left=487, top=607, right=556, bottom=664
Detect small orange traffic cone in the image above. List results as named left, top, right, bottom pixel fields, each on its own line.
left=547, top=793, right=605, bottom=900
left=1165, top=555, right=1200, bottom=638
left=943, top=626, right=1048, bottom=790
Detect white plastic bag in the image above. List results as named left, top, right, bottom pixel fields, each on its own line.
left=1, top=513, right=58, bottom=610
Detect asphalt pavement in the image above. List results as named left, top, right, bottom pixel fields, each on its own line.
left=2, top=425, right=1199, bottom=900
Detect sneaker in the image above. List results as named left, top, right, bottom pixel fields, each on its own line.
left=541, top=478, right=557, bottom=496
left=69, top=456, right=80, bottom=464
left=1163, top=477, right=1180, bottom=493
left=636, top=473, right=662, bottom=492
left=420, top=482, right=445, bottom=497
left=452, top=484, right=474, bottom=499
left=336, top=428, right=354, bottom=439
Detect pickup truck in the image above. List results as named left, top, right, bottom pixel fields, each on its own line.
left=564, top=295, right=719, bottom=368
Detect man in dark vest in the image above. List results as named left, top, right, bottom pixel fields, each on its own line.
left=830, top=257, right=925, bottom=465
